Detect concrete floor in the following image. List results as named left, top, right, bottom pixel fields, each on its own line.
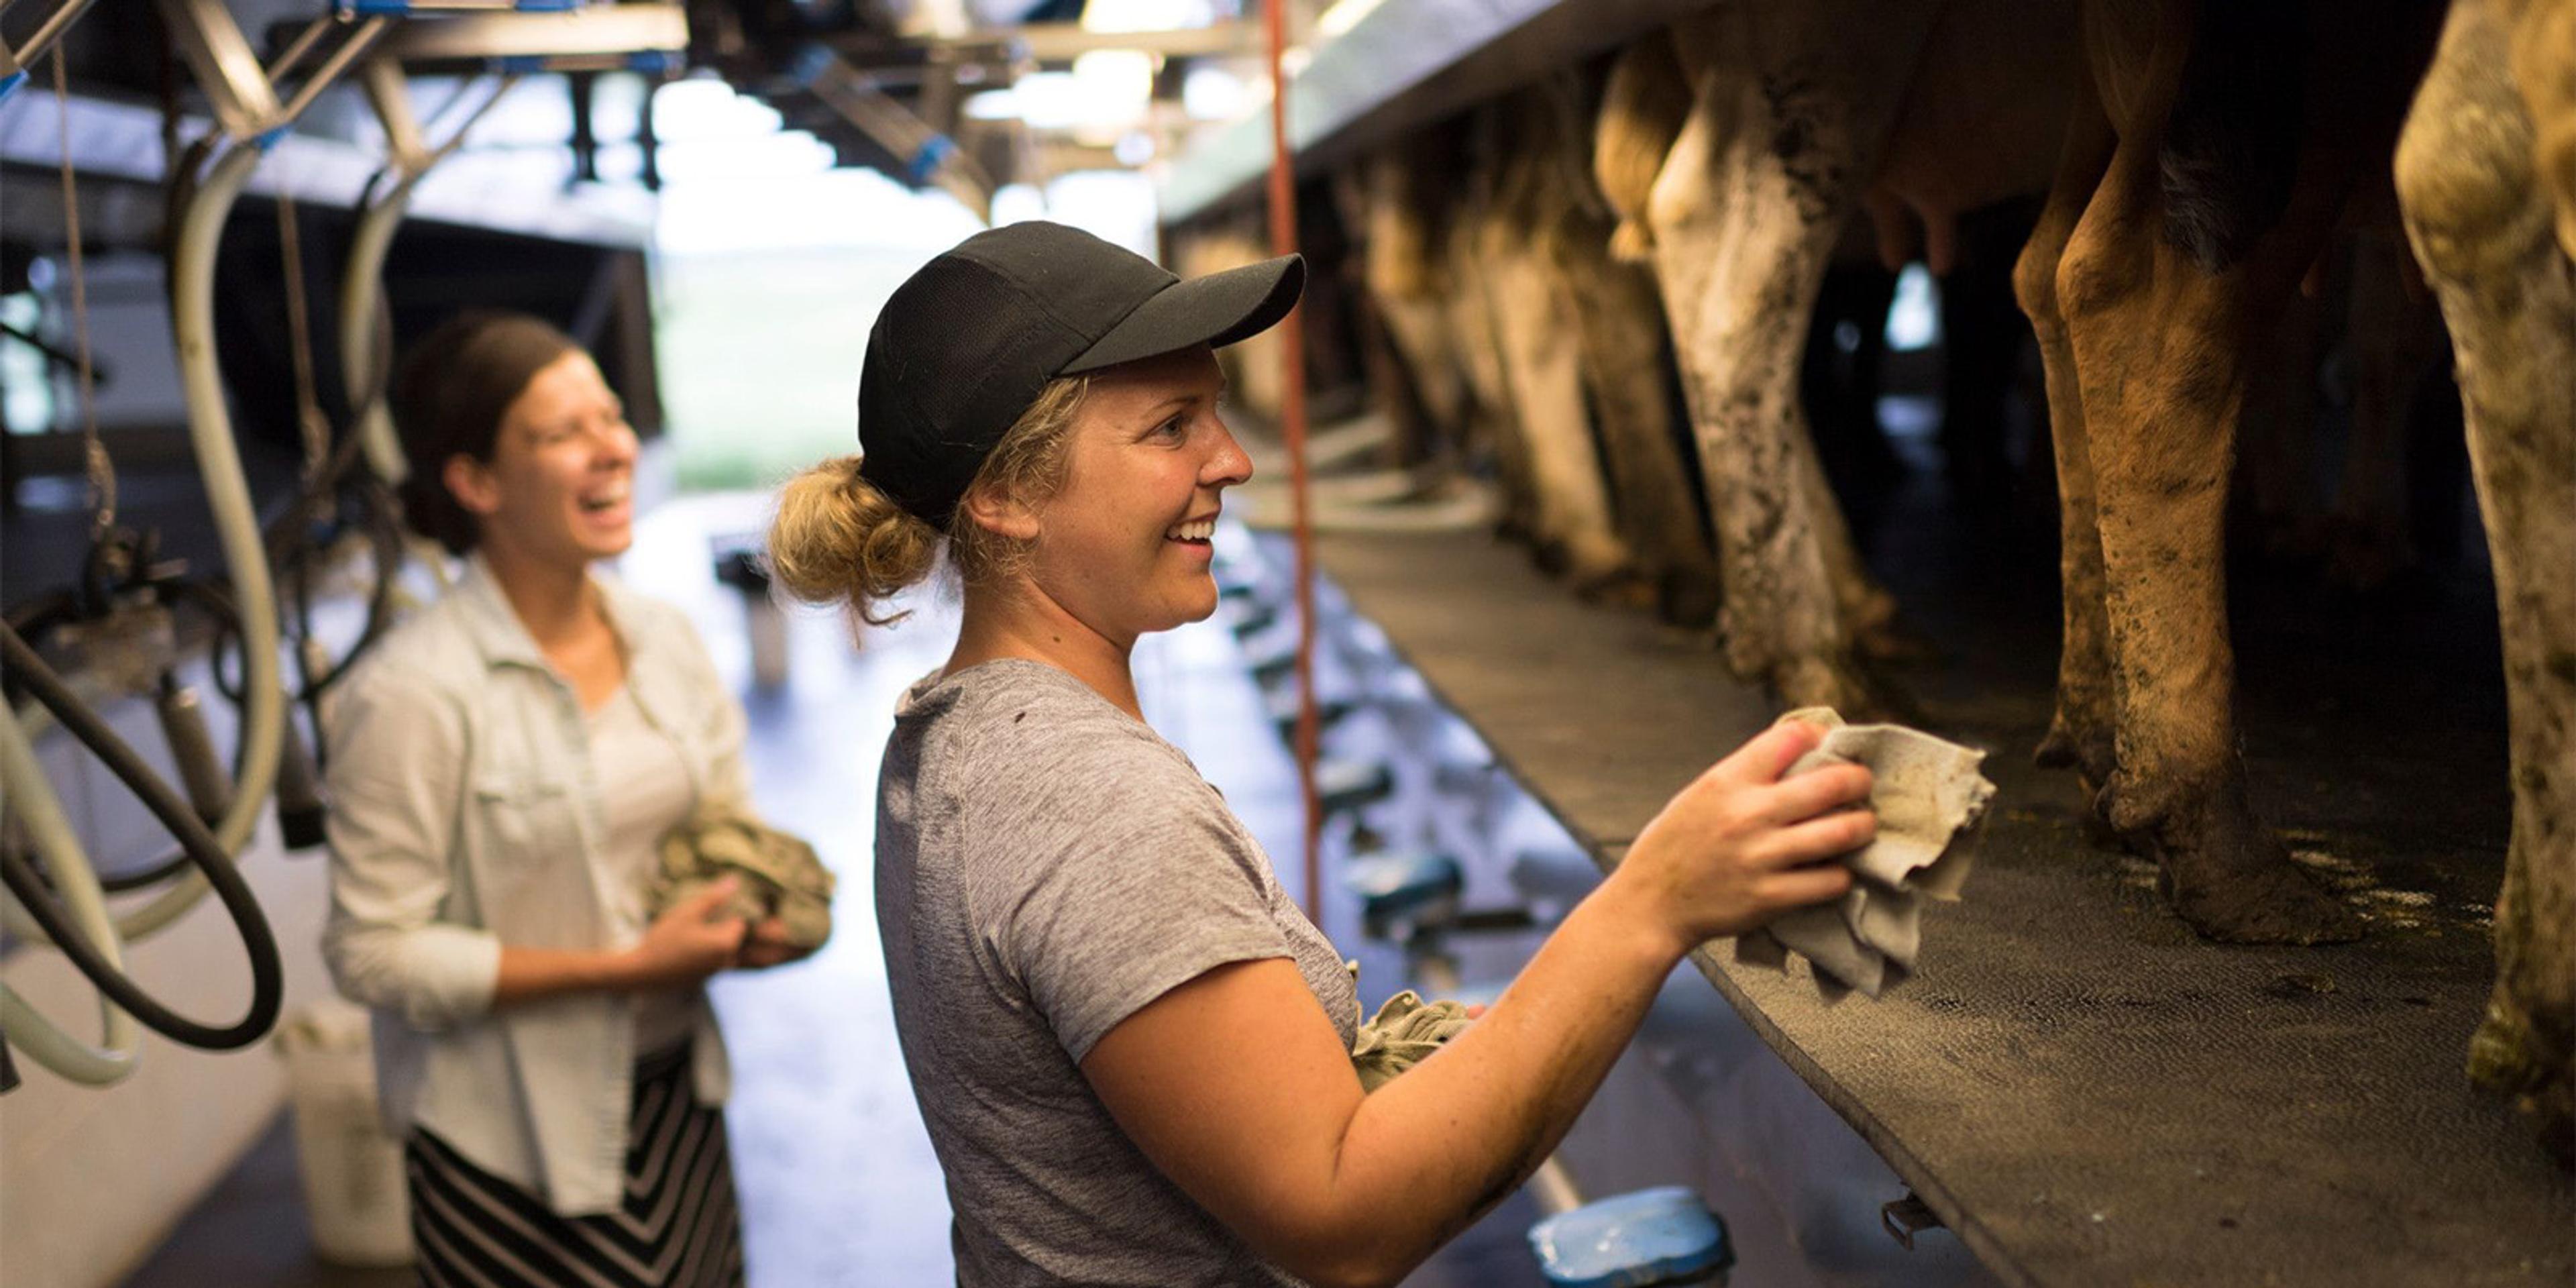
left=119, top=492, right=1580, bottom=1287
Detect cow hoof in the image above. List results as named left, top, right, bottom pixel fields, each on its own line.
left=1530, top=538, right=1570, bottom=578
left=1581, top=570, right=1658, bottom=612
left=2145, top=809, right=2366, bottom=945
left=1772, top=655, right=1873, bottom=714
left=1772, top=655, right=1919, bottom=724
left=2034, top=712, right=2114, bottom=785
left=2469, top=997, right=2576, bottom=1169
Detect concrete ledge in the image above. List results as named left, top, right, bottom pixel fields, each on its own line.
left=1310, top=527, right=2575, bottom=1288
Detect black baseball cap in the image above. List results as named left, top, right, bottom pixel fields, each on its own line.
left=856, top=220, right=1304, bottom=528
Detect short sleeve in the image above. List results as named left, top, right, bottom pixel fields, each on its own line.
left=990, top=741, right=1292, bottom=1064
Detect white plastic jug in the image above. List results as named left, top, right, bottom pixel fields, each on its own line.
left=276, top=1000, right=413, bottom=1266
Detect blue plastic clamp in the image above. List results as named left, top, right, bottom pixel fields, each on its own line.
left=788, top=43, right=834, bottom=89
left=1342, top=851, right=1462, bottom=930
left=906, top=133, right=957, bottom=184
left=1528, top=1187, right=1733, bottom=1288
left=1316, top=758, right=1396, bottom=816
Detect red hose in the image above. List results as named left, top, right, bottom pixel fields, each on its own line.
left=1261, top=0, right=1321, bottom=918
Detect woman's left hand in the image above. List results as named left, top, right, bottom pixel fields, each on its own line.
left=735, top=918, right=814, bottom=970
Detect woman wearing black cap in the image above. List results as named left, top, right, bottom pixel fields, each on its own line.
left=769, top=223, right=1872, bottom=1287
left=323, top=313, right=805, bottom=1287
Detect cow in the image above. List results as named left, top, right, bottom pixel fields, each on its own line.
left=1338, top=133, right=1483, bottom=478
left=1619, top=0, right=2076, bottom=710
left=2009, top=0, right=2445, bottom=944
left=2394, top=0, right=2575, bottom=1164
left=1342, top=95, right=1707, bottom=605
left=1169, top=215, right=1291, bottom=428
left=1465, top=92, right=1635, bottom=593
left=1529, top=72, right=1725, bottom=625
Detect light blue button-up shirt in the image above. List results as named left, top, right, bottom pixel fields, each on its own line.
left=321, top=555, right=748, bottom=1216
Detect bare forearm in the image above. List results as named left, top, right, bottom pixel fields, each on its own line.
left=1323, top=877, right=1686, bottom=1277
left=492, top=944, right=641, bottom=1009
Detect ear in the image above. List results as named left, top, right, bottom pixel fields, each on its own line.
left=957, top=484, right=1042, bottom=544
left=441, top=453, right=502, bottom=519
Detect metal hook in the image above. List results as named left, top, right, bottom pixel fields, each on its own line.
left=1880, top=1191, right=1945, bottom=1251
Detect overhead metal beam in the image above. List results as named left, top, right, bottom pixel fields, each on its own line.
left=1157, top=0, right=1723, bottom=223
left=996, top=20, right=1259, bottom=62
left=373, top=2, right=688, bottom=70
left=829, top=20, right=1259, bottom=72
left=0, top=93, right=652, bottom=248
left=795, top=46, right=994, bottom=219
left=0, top=0, right=104, bottom=99
left=158, top=0, right=390, bottom=142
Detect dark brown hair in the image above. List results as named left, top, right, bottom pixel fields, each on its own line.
left=389, top=311, right=579, bottom=555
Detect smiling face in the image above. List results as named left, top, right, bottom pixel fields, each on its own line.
left=441, top=349, right=639, bottom=570
left=1001, top=345, right=1250, bottom=648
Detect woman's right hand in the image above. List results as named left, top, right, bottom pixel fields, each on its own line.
left=1607, top=719, right=1876, bottom=958
left=622, top=877, right=751, bottom=989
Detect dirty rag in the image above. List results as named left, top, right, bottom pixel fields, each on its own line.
left=1350, top=989, right=1478, bottom=1091
left=649, top=805, right=837, bottom=950
left=1734, top=708, right=1994, bottom=1001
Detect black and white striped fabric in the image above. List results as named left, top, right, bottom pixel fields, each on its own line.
left=406, top=1044, right=745, bottom=1288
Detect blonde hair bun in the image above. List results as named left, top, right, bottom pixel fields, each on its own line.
left=767, top=455, right=939, bottom=624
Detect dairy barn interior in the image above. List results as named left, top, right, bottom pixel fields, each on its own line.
left=0, top=0, right=2570, bottom=1285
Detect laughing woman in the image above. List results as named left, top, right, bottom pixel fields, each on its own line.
left=767, top=223, right=1874, bottom=1288
left=323, top=313, right=804, bottom=1288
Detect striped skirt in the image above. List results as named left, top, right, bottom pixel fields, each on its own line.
left=405, top=1044, right=745, bottom=1288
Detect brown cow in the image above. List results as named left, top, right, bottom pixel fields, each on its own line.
left=2394, top=0, right=2575, bottom=1163
left=1524, top=72, right=1723, bottom=622
left=2011, top=0, right=2441, bottom=943
left=1346, top=95, right=1701, bottom=602
left=1340, top=133, right=1484, bottom=478
left=1633, top=2, right=1935, bottom=708
left=1623, top=0, right=2076, bottom=709
left=1471, top=94, right=1635, bottom=591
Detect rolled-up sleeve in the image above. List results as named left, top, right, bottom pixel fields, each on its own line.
left=321, top=663, right=500, bottom=1030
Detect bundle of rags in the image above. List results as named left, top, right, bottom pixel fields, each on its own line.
left=1350, top=990, right=1478, bottom=1091
left=651, top=806, right=837, bottom=950
left=1735, top=708, right=1995, bottom=1000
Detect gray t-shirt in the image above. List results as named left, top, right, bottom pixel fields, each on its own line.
left=877, top=659, right=1361, bottom=1288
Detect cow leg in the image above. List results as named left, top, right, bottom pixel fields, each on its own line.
left=1373, top=292, right=1471, bottom=472
left=2396, top=0, right=2576, bottom=1165
left=1593, top=34, right=1725, bottom=624
left=1487, top=235, right=1633, bottom=590
left=1354, top=147, right=1479, bottom=476
left=1646, top=1, right=1937, bottom=710
left=2012, top=72, right=2119, bottom=789
left=1560, top=241, right=1723, bottom=621
left=2057, top=0, right=2378, bottom=944
left=1450, top=151, right=1542, bottom=544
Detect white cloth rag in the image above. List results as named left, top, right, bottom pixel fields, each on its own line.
left=1734, top=708, right=1995, bottom=1001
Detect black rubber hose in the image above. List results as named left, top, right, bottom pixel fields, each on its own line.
left=0, top=620, right=284, bottom=1051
